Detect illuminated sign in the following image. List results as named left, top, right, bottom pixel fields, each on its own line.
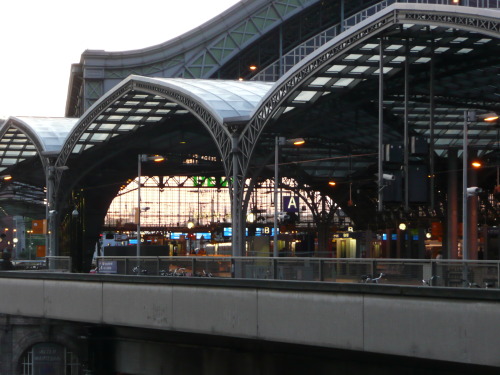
left=192, top=176, right=229, bottom=187
left=283, top=196, right=300, bottom=212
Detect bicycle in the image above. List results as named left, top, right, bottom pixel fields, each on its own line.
left=422, top=275, right=441, bottom=286
left=361, top=273, right=385, bottom=284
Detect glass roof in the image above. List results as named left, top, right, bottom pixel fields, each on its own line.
left=67, top=77, right=275, bottom=156
left=0, top=117, right=77, bottom=172
left=138, top=77, right=274, bottom=122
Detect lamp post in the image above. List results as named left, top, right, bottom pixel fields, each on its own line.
left=462, top=110, right=471, bottom=264
left=273, top=137, right=304, bottom=257
left=462, top=111, right=498, bottom=275
left=137, top=154, right=164, bottom=260
left=273, top=136, right=280, bottom=257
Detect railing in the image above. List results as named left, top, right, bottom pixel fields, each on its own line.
left=95, top=256, right=500, bottom=288
left=252, top=0, right=500, bottom=82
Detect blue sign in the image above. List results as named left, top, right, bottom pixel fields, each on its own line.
left=98, top=260, right=117, bottom=274
left=283, top=196, right=300, bottom=212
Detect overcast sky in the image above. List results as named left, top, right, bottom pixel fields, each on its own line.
left=0, top=0, right=240, bottom=118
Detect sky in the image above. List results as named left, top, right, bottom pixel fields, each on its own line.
left=0, top=0, right=241, bottom=118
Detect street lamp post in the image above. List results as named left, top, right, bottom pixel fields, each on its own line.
left=462, top=111, right=498, bottom=281
left=137, top=154, right=164, bottom=261
left=273, top=136, right=280, bottom=258
left=273, top=137, right=304, bottom=257
left=462, top=110, right=471, bottom=265
left=137, top=154, right=142, bottom=260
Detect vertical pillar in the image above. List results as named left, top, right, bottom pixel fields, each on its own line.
left=377, top=39, right=384, bottom=212
left=231, top=132, right=243, bottom=258
left=462, top=111, right=469, bottom=262
left=447, top=149, right=458, bottom=259
left=273, top=136, right=279, bottom=257
left=469, top=151, right=479, bottom=259
left=404, top=39, right=409, bottom=212
left=46, top=164, right=58, bottom=259
left=429, top=45, right=436, bottom=209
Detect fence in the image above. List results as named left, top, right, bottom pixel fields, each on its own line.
left=95, top=256, right=500, bottom=288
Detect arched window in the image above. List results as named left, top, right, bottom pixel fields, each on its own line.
left=20, top=343, right=80, bottom=375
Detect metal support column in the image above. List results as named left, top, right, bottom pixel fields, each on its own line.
left=404, top=43, right=409, bottom=212
left=447, top=149, right=458, bottom=259
left=273, top=136, right=279, bottom=257
left=137, top=154, right=142, bottom=260
left=462, top=110, right=469, bottom=262
left=231, top=133, right=243, bottom=257
left=377, top=39, right=384, bottom=212
left=429, top=48, right=436, bottom=209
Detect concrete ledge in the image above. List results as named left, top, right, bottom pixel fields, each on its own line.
left=0, top=272, right=499, bottom=367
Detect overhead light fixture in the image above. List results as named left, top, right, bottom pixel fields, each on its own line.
left=471, top=160, right=482, bottom=169
left=482, top=112, right=499, bottom=122
left=328, top=181, right=336, bottom=186
left=399, top=223, right=407, bottom=231
left=1, top=175, right=12, bottom=181
left=249, top=65, right=257, bottom=71
left=291, top=138, right=305, bottom=146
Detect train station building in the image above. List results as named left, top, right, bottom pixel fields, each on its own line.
left=0, top=0, right=499, bottom=271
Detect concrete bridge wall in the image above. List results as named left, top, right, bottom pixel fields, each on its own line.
left=0, top=272, right=499, bottom=368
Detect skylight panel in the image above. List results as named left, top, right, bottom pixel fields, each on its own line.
left=351, top=66, right=370, bottom=74
left=451, top=37, right=467, bottom=43
left=372, top=67, right=393, bottom=75
left=434, top=47, right=449, bottom=53
left=126, top=116, right=144, bottom=122
left=309, top=77, right=331, bottom=87
left=333, top=78, right=354, bottom=87
left=72, top=144, right=83, bottom=154
left=360, top=43, right=378, bottom=50
left=90, top=133, right=109, bottom=142
left=344, top=54, right=363, bottom=61
left=155, top=109, right=171, bottom=115
left=99, top=124, right=117, bottom=131
left=389, top=56, right=405, bottom=63
left=327, top=65, right=347, bottom=73
left=386, top=44, right=403, bottom=51
left=457, top=48, right=473, bottom=54
left=411, top=46, right=426, bottom=52
left=414, top=57, right=431, bottom=64
left=79, top=133, right=90, bottom=141
left=116, top=108, right=131, bottom=113
left=283, top=107, right=295, bottom=114
left=108, top=115, right=124, bottom=121
left=118, top=124, right=136, bottom=131
left=294, top=91, right=317, bottom=102
left=475, top=38, right=491, bottom=44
